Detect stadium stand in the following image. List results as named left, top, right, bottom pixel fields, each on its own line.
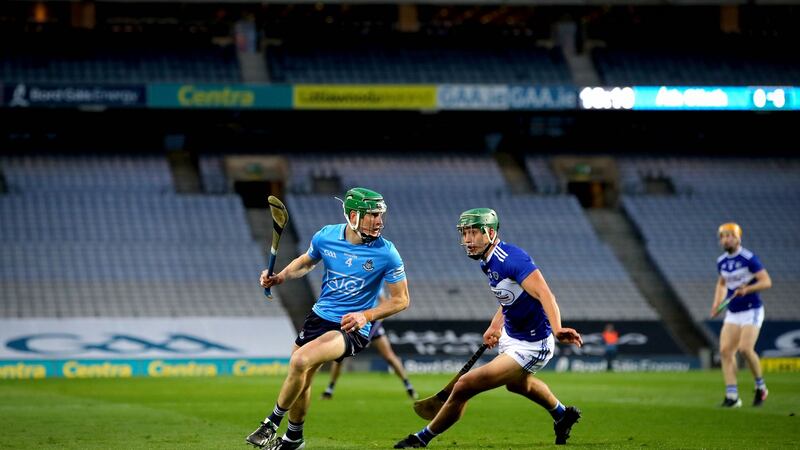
left=267, top=40, right=570, bottom=84
left=286, top=154, right=658, bottom=321
left=0, top=33, right=240, bottom=83
left=592, top=47, right=800, bottom=86
left=263, top=4, right=570, bottom=84
left=620, top=158, right=800, bottom=322
left=287, top=153, right=508, bottom=195
left=0, top=155, right=285, bottom=318
left=587, top=6, right=800, bottom=86
left=524, top=155, right=563, bottom=194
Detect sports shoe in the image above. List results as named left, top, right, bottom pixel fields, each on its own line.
left=407, top=388, right=419, bottom=400
left=720, top=397, right=742, bottom=408
left=753, top=388, right=768, bottom=407
left=321, top=390, right=333, bottom=400
left=554, top=406, right=581, bottom=445
left=268, top=438, right=305, bottom=450
left=394, top=434, right=427, bottom=448
left=246, top=421, right=280, bottom=448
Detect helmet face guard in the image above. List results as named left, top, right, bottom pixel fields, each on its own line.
left=340, top=187, right=387, bottom=243
left=457, top=208, right=499, bottom=260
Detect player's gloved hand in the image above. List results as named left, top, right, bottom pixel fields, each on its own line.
left=483, top=327, right=501, bottom=348
left=341, top=312, right=368, bottom=333
left=554, top=327, right=583, bottom=347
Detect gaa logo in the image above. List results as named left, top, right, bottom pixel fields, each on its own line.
left=326, top=270, right=366, bottom=295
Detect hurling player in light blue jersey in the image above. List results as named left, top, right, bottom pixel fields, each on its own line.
left=395, top=208, right=583, bottom=449
left=713, top=222, right=772, bottom=408
left=247, top=188, right=409, bottom=450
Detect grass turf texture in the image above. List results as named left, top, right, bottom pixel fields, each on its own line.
left=1, top=371, right=797, bottom=449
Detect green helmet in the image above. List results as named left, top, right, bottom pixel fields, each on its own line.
left=457, top=208, right=499, bottom=234
left=341, top=187, right=387, bottom=243
left=457, top=208, right=499, bottom=259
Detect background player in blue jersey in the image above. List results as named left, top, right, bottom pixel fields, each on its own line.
left=712, top=222, right=772, bottom=408
left=247, top=188, right=410, bottom=450
left=395, top=208, right=583, bottom=448
left=322, top=285, right=418, bottom=400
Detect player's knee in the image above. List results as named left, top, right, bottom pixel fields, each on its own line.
left=720, top=346, right=737, bottom=359
left=505, top=380, right=525, bottom=395
left=289, top=353, right=313, bottom=373
left=452, top=377, right=479, bottom=400
left=737, top=346, right=755, bottom=357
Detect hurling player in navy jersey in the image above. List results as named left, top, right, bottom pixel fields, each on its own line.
left=395, top=208, right=583, bottom=448
left=713, top=222, right=772, bottom=408
left=247, top=188, right=410, bottom=450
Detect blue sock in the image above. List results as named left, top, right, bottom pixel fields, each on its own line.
left=415, top=426, right=438, bottom=446
left=285, top=420, right=304, bottom=441
left=267, top=404, right=288, bottom=426
left=549, top=401, right=566, bottom=422
left=755, top=377, right=766, bottom=390
left=725, top=385, right=738, bottom=400
left=403, top=379, right=413, bottom=389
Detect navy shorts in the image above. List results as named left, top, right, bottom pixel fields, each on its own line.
left=295, top=311, right=370, bottom=362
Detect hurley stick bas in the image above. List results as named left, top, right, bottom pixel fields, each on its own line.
left=264, top=195, right=289, bottom=300
left=412, top=343, right=488, bottom=420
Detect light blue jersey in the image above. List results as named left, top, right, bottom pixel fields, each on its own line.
left=307, top=224, right=406, bottom=337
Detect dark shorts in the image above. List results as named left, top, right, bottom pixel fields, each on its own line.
left=295, top=311, right=370, bottom=362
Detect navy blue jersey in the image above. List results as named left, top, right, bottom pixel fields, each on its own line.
left=717, top=247, right=765, bottom=312
left=480, top=241, right=551, bottom=342
left=307, top=224, right=406, bottom=337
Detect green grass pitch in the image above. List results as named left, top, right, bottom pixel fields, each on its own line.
left=1, top=371, right=798, bottom=449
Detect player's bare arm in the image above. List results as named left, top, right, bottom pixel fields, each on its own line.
left=483, top=307, right=503, bottom=348
left=260, top=253, right=318, bottom=288
left=521, top=270, right=582, bottom=347
left=734, top=269, right=772, bottom=297
left=341, top=279, right=409, bottom=332
left=710, top=276, right=729, bottom=317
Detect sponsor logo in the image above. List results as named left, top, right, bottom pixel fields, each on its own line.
left=9, top=84, right=29, bottom=107
left=326, top=270, right=365, bottom=295
left=232, top=360, right=289, bottom=376
left=7, top=83, right=143, bottom=107
left=294, top=85, right=437, bottom=110
left=177, top=85, right=255, bottom=107
left=763, top=329, right=800, bottom=357
left=62, top=360, right=133, bottom=378
left=0, top=362, right=47, bottom=379
left=5, top=333, right=236, bottom=356
left=492, top=287, right=516, bottom=305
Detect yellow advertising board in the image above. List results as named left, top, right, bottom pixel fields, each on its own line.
left=294, top=85, right=436, bottom=110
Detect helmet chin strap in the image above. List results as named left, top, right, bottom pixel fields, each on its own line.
left=466, top=228, right=496, bottom=260
left=347, top=212, right=380, bottom=243
left=467, top=243, right=491, bottom=260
